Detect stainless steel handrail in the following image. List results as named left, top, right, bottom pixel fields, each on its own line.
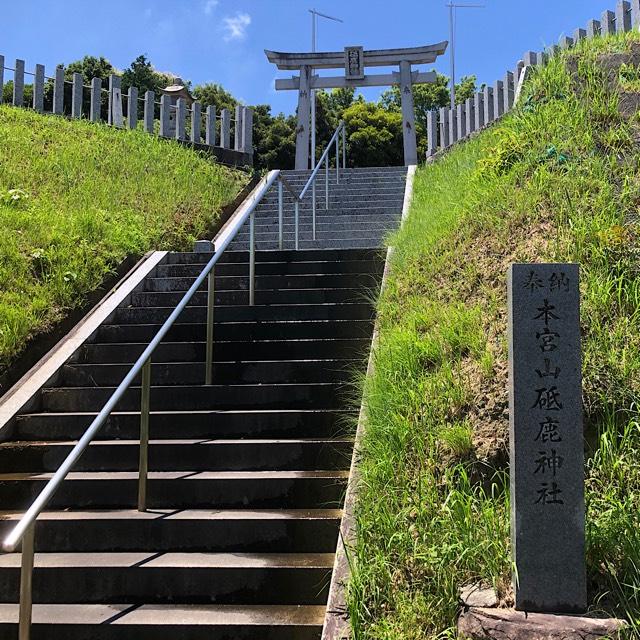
left=2, top=169, right=281, bottom=640
left=274, top=121, right=346, bottom=249
left=3, top=120, right=349, bottom=639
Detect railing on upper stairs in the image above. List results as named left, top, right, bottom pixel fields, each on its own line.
left=1, top=121, right=348, bottom=640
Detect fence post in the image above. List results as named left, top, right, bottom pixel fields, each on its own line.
left=494, top=80, right=504, bottom=118
left=13, top=59, right=25, bottom=107
left=483, top=85, right=494, bottom=124
left=221, top=109, right=231, bottom=148
left=457, top=103, right=466, bottom=139
left=616, top=1, right=632, bottom=32
left=515, top=60, right=525, bottom=86
left=0, top=55, right=4, bottom=104
left=191, top=101, right=201, bottom=143
left=71, top=72, right=83, bottom=119
left=504, top=71, right=514, bottom=112
left=465, top=98, right=475, bottom=134
left=632, top=0, right=640, bottom=28
left=234, top=104, right=243, bottom=151
left=144, top=90, right=154, bottom=133
left=175, top=97, right=186, bottom=140
left=448, top=107, right=457, bottom=144
left=587, top=19, right=602, bottom=38
left=439, top=107, right=449, bottom=149
left=33, top=64, right=45, bottom=113
left=53, top=66, right=64, bottom=115
left=89, top=77, right=101, bottom=122
left=602, top=10, right=616, bottom=35
left=108, top=74, right=121, bottom=125
left=523, top=51, right=538, bottom=66
left=574, top=28, right=587, bottom=42
left=427, top=110, right=437, bottom=157
left=128, top=86, right=138, bottom=129
left=474, top=92, right=484, bottom=130
left=112, top=87, right=123, bottom=128
left=560, top=36, right=574, bottom=49
left=160, top=94, right=171, bottom=137
left=242, top=106, right=253, bottom=157
left=205, top=105, right=216, bottom=146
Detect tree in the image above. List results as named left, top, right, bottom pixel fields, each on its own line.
left=342, top=102, right=403, bottom=167
left=192, top=83, right=238, bottom=113
left=252, top=105, right=296, bottom=170
left=121, top=55, right=172, bottom=96
left=66, top=55, right=114, bottom=85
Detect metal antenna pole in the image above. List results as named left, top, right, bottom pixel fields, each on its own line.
left=446, top=2, right=485, bottom=110
left=309, top=8, right=343, bottom=169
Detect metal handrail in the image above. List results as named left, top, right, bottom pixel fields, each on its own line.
left=2, top=169, right=281, bottom=640
left=2, top=121, right=349, bottom=639
left=274, top=121, right=347, bottom=249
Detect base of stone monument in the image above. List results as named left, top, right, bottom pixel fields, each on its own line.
left=458, top=607, right=626, bottom=640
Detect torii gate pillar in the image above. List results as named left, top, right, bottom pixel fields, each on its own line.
left=295, top=66, right=312, bottom=171
left=399, top=60, right=418, bottom=166
left=266, top=42, right=448, bottom=169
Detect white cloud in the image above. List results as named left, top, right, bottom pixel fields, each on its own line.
left=223, top=12, right=251, bottom=41
left=203, top=0, right=219, bottom=15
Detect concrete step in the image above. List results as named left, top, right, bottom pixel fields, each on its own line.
left=247, top=221, right=398, bottom=235
left=0, top=439, right=353, bottom=472
left=229, top=239, right=388, bottom=251
left=0, top=603, right=325, bottom=640
left=0, top=470, right=349, bottom=510
left=143, top=273, right=381, bottom=292
left=41, top=383, right=349, bottom=412
left=128, top=288, right=371, bottom=307
left=78, top=338, right=371, bottom=364
left=14, top=409, right=352, bottom=441
left=92, top=319, right=375, bottom=343
left=111, top=303, right=375, bottom=324
left=168, top=249, right=384, bottom=264
left=154, top=258, right=383, bottom=278
left=0, top=509, right=342, bottom=552
left=0, top=552, right=334, bottom=605
left=61, top=359, right=359, bottom=386
left=248, top=205, right=401, bottom=217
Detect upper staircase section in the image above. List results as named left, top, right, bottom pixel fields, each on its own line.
left=228, top=167, right=408, bottom=251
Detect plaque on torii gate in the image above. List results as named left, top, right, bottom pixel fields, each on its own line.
left=266, top=42, right=448, bottom=169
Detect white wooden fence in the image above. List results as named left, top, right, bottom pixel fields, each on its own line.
left=426, top=0, right=640, bottom=159
left=0, top=56, right=253, bottom=162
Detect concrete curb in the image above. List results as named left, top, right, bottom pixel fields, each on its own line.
left=321, top=165, right=417, bottom=640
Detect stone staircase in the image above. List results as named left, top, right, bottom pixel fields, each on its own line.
left=0, top=247, right=386, bottom=639
left=0, top=166, right=408, bottom=638
left=228, top=167, right=407, bottom=251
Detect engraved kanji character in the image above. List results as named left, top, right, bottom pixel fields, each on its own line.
left=535, top=482, right=564, bottom=505
left=534, top=449, right=564, bottom=476
left=531, top=387, right=563, bottom=411
left=536, top=358, right=561, bottom=379
left=536, top=327, right=560, bottom=352
left=522, top=271, right=544, bottom=292
left=534, top=299, right=560, bottom=324
left=549, top=272, right=570, bottom=292
left=535, top=417, right=562, bottom=443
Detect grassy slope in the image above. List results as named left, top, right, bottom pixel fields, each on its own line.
left=0, top=106, right=246, bottom=371
left=348, top=33, right=640, bottom=638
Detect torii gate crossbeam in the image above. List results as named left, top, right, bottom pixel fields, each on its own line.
left=266, top=42, right=448, bottom=168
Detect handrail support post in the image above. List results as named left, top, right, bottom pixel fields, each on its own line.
left=249, top=211, right=256, bottom=305
left=325, top=161, right=329, bottom=210
left=342, top=123, right=346, bottom=169
left=294, top=201, right=300, bottom=251
left=336, top=137, right=340, bottom=184
left=205, top=267, right=215, bottom=385
left=312, top=181, right=316, bottom=241
left=278, top=179, right=284, bottom=250
left=18, top=523, right=35, bottom=640
left=137, top=358, right=151, bottom=512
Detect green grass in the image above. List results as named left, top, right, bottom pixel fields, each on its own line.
left=348, top=32, right=640, bottom=638
left=0, top=106, right=246, bottom=372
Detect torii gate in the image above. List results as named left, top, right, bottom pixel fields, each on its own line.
left=266, top=42, right=448, bottom=169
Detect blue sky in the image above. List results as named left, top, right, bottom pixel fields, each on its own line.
left=2, top=1, right=615, bottom=115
